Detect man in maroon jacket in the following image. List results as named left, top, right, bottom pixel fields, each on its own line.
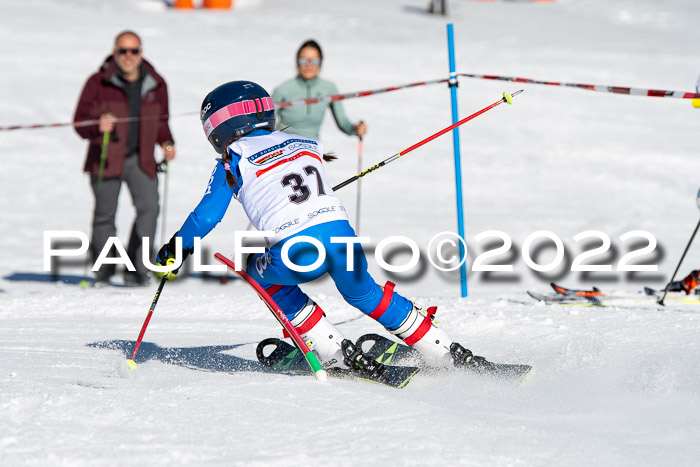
left=74, top=30, right=176, bottom=286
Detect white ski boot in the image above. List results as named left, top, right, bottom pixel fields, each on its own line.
left=389, top=304, right=454, bottom=366
left=389, top=304, right=495, bottom=371
left=290, top=299, right=348, bottom=369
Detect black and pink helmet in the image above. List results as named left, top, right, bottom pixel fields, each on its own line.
left=200, top=80, right=275, bottom=153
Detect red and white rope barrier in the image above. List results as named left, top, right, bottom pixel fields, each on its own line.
left=2, top=73, right=698, bottom=132
left=0, top=78, right=448, bottom=132
left=274, top=77, right=450, bottom=109
left=0, top=112, right=196, bottom=132
left=459, top=73, right=700, bottom=99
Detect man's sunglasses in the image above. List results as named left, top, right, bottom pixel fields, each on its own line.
left=116, top=48, right=141, bottom=56
left=298, top=58, right=321, bottom=66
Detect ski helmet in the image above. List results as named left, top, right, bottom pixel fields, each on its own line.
left=200, top=81, right=276, bottom=153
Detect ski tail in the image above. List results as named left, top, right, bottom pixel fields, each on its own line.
left=256, top=337, right=419, bottom=388
left=357, top=333, right=421, bottom=365
left=214, top=253, right=327, bottom=381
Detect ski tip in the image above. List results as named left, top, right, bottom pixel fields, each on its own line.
left=503, top=91, right=513, bottom=104
left=514, top=365, right=533, bottom=386
left=396, top=368, right=421, bottom=389
left=550, top=282, right=565, bottom=294
left=79, top=279, right=90, bottom=289
left=125, top=359, right=137, bottom=371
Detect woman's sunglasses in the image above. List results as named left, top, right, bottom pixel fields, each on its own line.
left=298, top=58, right=321, bottom=66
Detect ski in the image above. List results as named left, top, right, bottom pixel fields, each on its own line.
left=527, top=290, right=604, bottom=306
left=527, top=285, right=700, bottom=306
left=523, top=283, right=607, bottom=305
left=550, top=282, right=603, bottom=297
left=256, top=338, right=419, bottom=389
left=355, top=334, right=532, bottom=384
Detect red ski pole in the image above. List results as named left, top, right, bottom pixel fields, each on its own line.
left=332, top=90, right=522, bottom=191
left=355, top=132, right=364, bottom=234
left=126, top=276, right=168, bottom=369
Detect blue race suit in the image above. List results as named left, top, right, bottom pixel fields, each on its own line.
left=173, top=130, right=412, bottom=329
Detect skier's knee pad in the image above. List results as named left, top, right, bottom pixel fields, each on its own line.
left=291, top=299, right=348, bottom=369
left=388, top=305, right=454, bottom=366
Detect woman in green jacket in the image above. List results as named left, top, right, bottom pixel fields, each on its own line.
left=272, top=39, right=367, bottom=141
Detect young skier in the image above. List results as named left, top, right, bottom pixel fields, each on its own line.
left=155, top=80, right=493, bottom=374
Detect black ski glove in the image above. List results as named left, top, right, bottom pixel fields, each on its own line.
left=154, top=232, right=193, bottom=281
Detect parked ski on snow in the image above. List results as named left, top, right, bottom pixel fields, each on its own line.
left=550, top=282, right=603, bottom=297
left=355, top=334, right=532, bottom=384
left=256, top=338, right=419, bottom=389
left=527, top=290, right=604, bottom=306
left=527, top=282, right=700, bottom=306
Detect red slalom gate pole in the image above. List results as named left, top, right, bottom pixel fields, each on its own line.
left=332, top=90, right=522, bottom=191
left=214, top=253, right=328, bottom=381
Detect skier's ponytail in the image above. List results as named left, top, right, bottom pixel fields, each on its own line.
left=221, top=149, right=238, bottom=189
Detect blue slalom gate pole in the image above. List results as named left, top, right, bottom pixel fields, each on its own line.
left=447, top=24, right=468, bottom=297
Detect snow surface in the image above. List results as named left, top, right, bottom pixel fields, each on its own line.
left=2, top=0, right=700, bottom=465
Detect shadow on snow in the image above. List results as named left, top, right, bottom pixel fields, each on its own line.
left=4, top=271, right=90, bottom=285
left=87, top=340, right=294, bottom=375
left=3, top=271, right=238, bottom=287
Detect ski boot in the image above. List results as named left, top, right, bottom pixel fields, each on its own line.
left=290, top=299, right=348, bottom=369
left=340, top=339, right=386, bottom=380
left=387, top=303, right=454, bottom=365
left=390, top=303, right=496, bottom=373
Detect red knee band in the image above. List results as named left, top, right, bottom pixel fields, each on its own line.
left=403, top=306, right=437, bottom=346
left=369, top=281, right=395, bottom=320
left=283, top=304, right=324, bottom=338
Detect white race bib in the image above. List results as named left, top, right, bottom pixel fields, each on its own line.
left=228, top=131, right=348, bottom=244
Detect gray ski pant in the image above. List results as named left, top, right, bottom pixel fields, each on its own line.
left=90, top=155, right=160, bottom=279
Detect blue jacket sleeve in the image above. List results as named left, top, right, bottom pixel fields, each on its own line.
left=177, top=159, right=238, bottom=250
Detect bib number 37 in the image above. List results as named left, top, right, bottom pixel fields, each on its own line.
left=281, top=165, right=326, bottom=204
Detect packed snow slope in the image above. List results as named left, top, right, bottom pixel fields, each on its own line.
left=1, top=0, right=700, bottom=465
